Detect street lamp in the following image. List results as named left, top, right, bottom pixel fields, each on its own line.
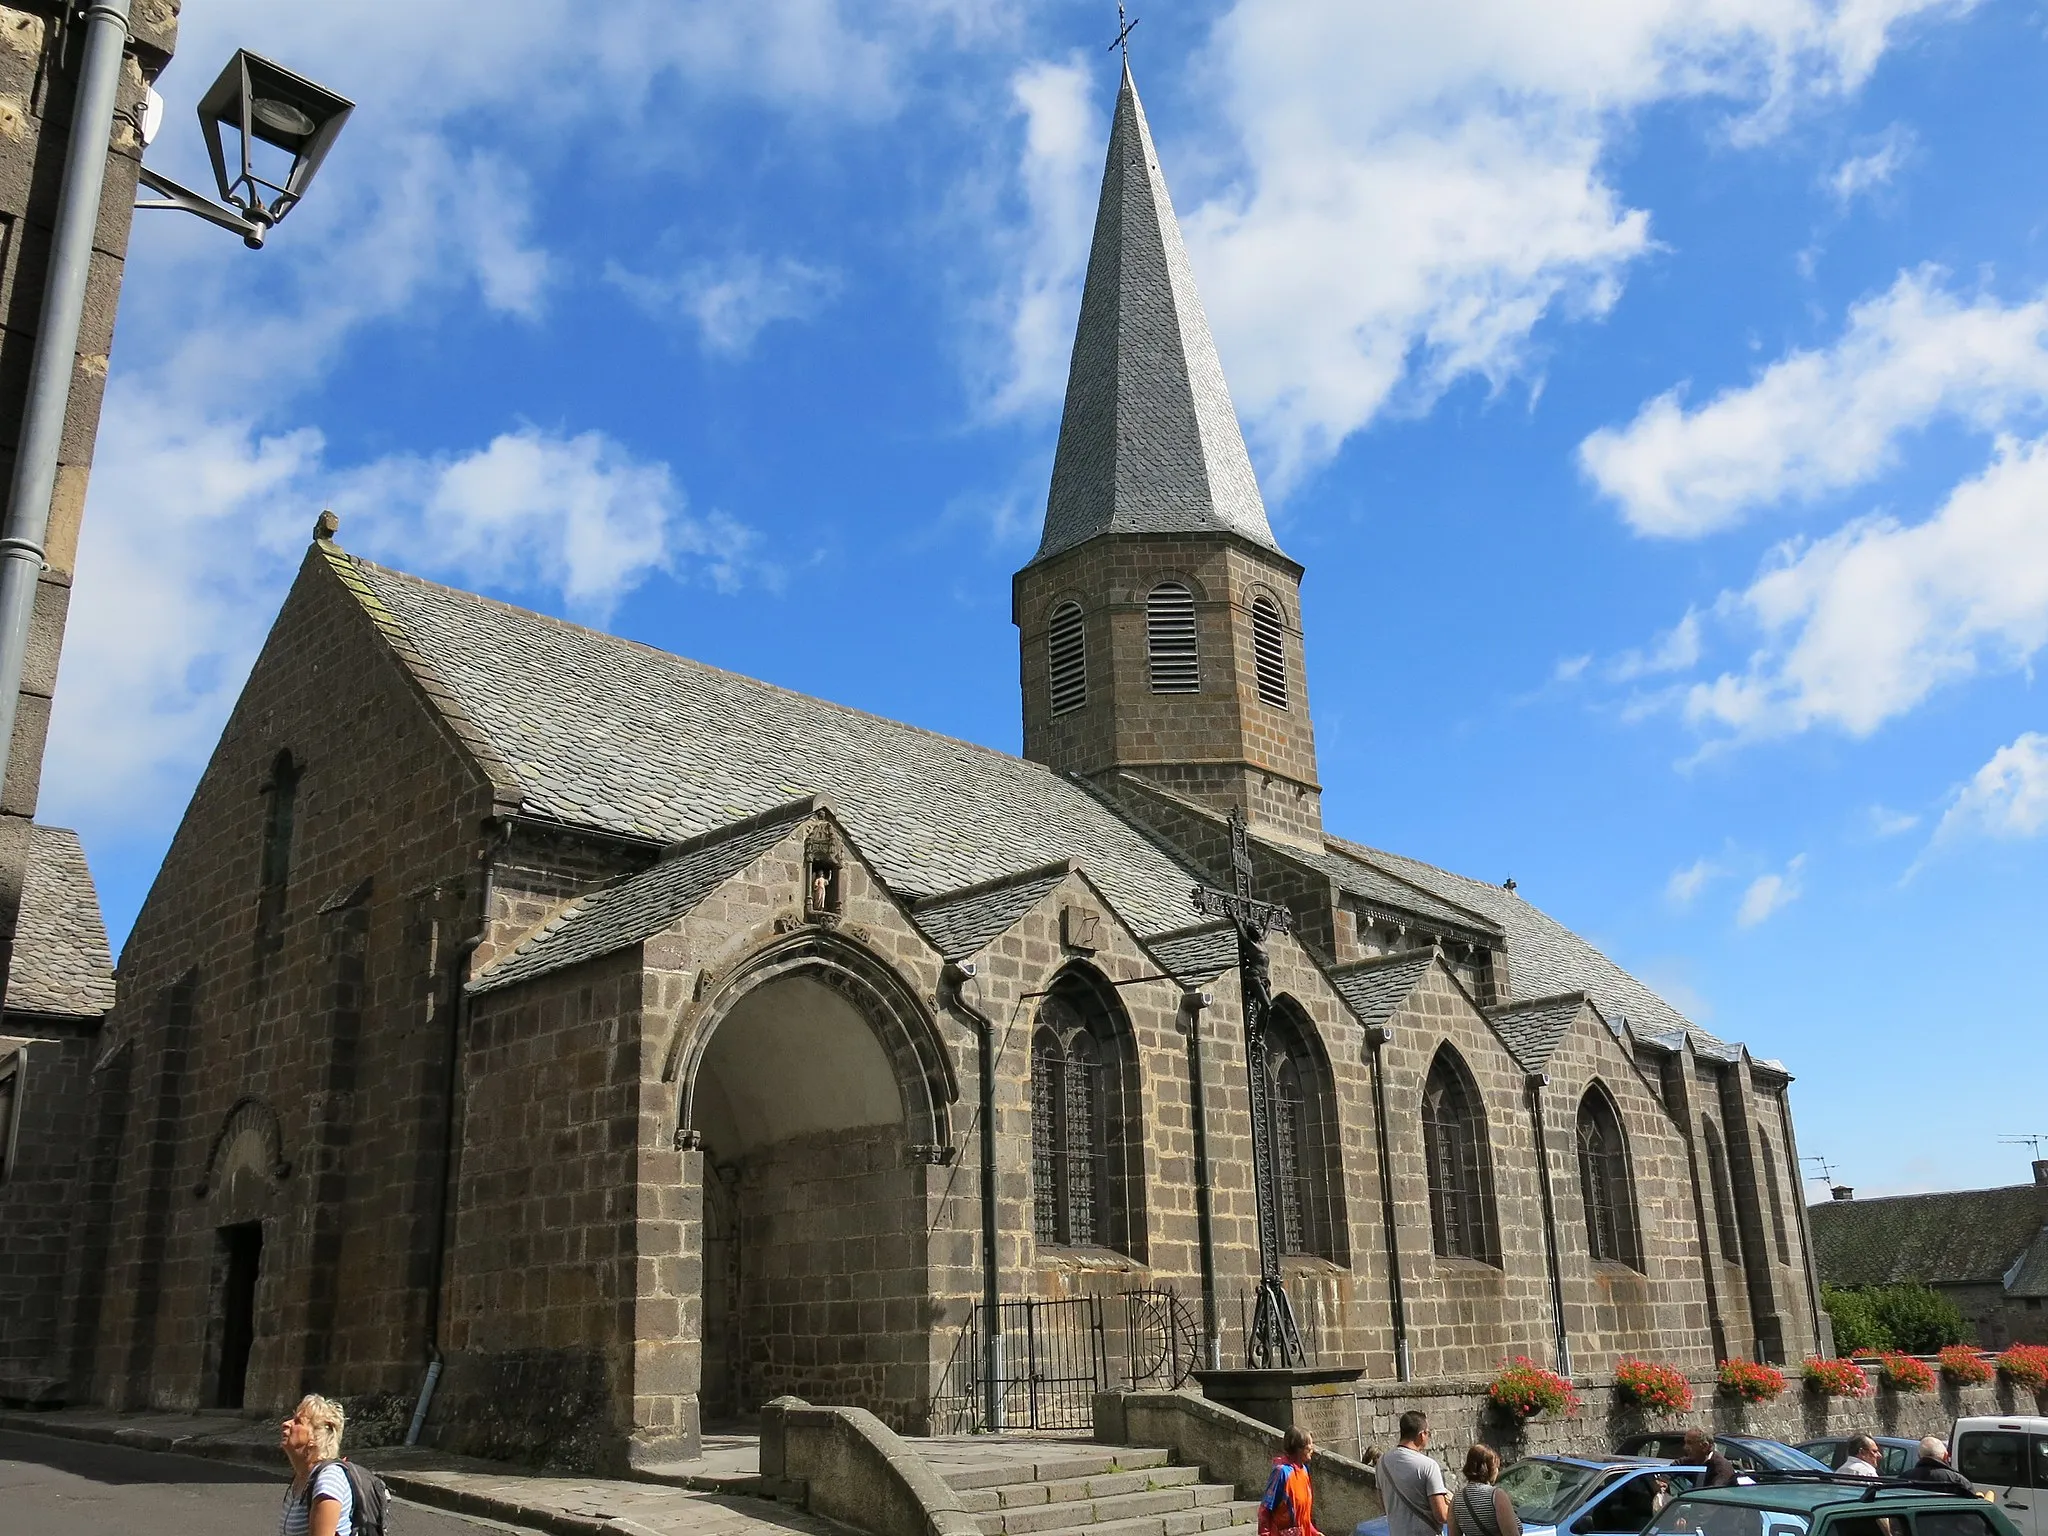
left=137, top=50, right=353, bottom=249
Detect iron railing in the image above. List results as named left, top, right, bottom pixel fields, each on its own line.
left=932, top=1288, right=1202, bottom=1433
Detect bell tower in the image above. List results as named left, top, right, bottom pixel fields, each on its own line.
left=1014, top=65, right=1321, bottom=842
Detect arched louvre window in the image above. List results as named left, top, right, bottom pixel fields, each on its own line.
left=1760, top=1131, right=1791, bottom=1265
left=1576, top=1085, right=1642, bottom=1269
left=1702, top=1117, right=1743, bottom=1266
left=1421, top=1047, right=1500, bottom=1265
left=1251, top=595, right=1289, bottom=709
left=1267, top=1000, right=1347, bottom=1264
left=1030, top=975, right=1140, bottom=1255
left=256, top=749, right=301, bottom=950
left=1047, top=601, right=1086, bottom=716
left=1146, top=583, right=1200, bottom=693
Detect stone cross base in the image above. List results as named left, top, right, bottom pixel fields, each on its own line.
left=1192, top=1366, right=1369, bottom=1459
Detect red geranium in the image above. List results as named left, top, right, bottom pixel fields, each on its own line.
left=1718, top=1358, right=1787, bottom=1403
left=1489, top=1357, right=1580, bottom=1420
left=1802, top=1356, right=1874, bottom=1398
left=1615, top=1359, right=1695, bottom=1414
left=1998, top=1344, right=2048, bottom=1390
left=1939, top=1345, right=1994, bottom=1385
left=1879, top=1353, right=1936, bottom=1393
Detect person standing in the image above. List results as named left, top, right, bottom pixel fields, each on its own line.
left=1377, top=1412, right=1451, bottom=1536
left=1682, top=1429, right=1738, bottom=1490
left=1907, top=1438, right=1975, bottom=1495
left=1450, top=1445, right=1522, bottom=1536
left=280, top=1394, right=353, bottom=1536
left=1260, top=1427, right=1324, bottom=1536
left=1840, top=1437, right=1882, bottom=1479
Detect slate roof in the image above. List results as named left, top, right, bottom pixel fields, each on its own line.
left=1033, top=65, right=1280, bottom=565
left=1145, top=924, right=1240, bottom=984
left=1808, top=1184, right=2048, bottom=1289
left=1328, top=949, right=1438, bottom=1030
left=1276, top=836, right=1499, bottom=939
left=911, top=864, right=1074, bottom=961
left=4, top=825, right=115, bottom=1019
left=343, top=553, right=1206, bottom=940
left=1325, top=835, right=1740, bottom=1060
left=472, top=801, right=816, bottom=994
left=1486, top=993, right=1591, bottom=1072
left=2006, top=1231, right=2048, bottom=1298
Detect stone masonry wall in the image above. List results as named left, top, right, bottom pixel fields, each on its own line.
left=0, top=1017, right=93, bottom=1395
left=86, top=546, right=499, bottom=1415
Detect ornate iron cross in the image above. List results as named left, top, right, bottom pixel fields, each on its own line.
left=1191, top=807, right=1306, bottom=1370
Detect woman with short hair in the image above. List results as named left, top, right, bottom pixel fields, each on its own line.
left=1450, top=1445, right=1521, bottom=1536
left=279, top=1393, right=352, bottom=1536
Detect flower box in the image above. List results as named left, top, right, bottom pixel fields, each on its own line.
left=1939, top=1345, right=1994, bottom=1386
left=1489, top=1356, right=1580, bottom=1420
left=1879, top=1353, right=1936, bottom=1393
left=1997, top=1344, right=2048, bottom=1390
left=1802, top=1356, right=1874, bottom=1398
left=1717, top=1358, right=1787, bottom=1403
left=1615, top=1359, right=1695, bottom=1414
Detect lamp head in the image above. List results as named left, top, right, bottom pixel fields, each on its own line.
left=196, top=50, right=352, bottom=232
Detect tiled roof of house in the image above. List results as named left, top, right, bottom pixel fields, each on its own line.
left=4, top=825, right=115, bottom=1019
left=911, top=864, right=1074, bottom=961
left=1328, top=949, right=1438, bottom=1030
left=1808, top=1183, right=2048, bottom=1289
left=1033, top=65, right=1280, bottom=565
left=344, top=554, right=1207, bottom=940
left=1486, top=993, right=1591, bottom=1072
left=2005, top=1231, right=2048, bottom=1298
left=472, top=802, right=816, bottom=994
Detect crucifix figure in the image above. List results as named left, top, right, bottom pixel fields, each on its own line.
left=1192, top=806, right=1306, bottom=1369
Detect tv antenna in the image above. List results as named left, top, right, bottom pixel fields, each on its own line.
left=1801, top=1154, right=1837, bottom=1186
left=1999, top=1134, right=2047, bottom=1159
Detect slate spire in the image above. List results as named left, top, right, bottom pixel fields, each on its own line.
left=1033, top=64, right=1280, bottom=564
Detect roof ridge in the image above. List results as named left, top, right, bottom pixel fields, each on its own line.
left=1319, top=832, right=1502, bottom=932
left=1329, top=947, right=1438, bottom=976
left=1486, top=990, right=1592, bottom=1015
left=909, top=857, right=1077, bottom=911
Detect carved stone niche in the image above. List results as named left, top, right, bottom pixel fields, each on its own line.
left=803, top=823, right=843, bottom=922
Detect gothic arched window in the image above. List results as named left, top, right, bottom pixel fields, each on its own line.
left=1760, top=1130, right=1791, bottom=1265
left=1146, top=582, right=1200, bottom=693
left=1702, top=1117, right=1742, bottom=1266
left=1251, top=594, right=1289, bottom=709
left=1047, top=600, right=1086, bottom=716
left=1576, top=1084, right=1642, bottom=1269
left=1031, top=972, right=1141, bottom=1255
left=1267, top=999, right=1347, bottom=1264
left=1421, top=1046, right=1500, bottom=1265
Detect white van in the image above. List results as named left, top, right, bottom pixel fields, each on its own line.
left=1952, top=1416, right=2048, bottom=1536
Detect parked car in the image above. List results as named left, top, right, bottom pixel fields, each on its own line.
left=1618, top=1435, right=1834, bottom=1476
left=1952, top=1415, right=2048, bottom=1536
left=1354, top=1455, right=1706, bottom=1536
left=1796, top=1438, right=1925, bottom=1479
left=1642, top=1474, right=2015, bottom=1536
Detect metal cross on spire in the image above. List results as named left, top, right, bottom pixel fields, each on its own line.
left=1191, top=807, right=1305, bottom=1370
left=1109, top=1, right=1140, bottom=59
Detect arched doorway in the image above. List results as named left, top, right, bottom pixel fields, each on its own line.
left=684, top=962, right=943, bottom=1430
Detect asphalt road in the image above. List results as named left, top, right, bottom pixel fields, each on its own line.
left=0, top=1428, right=527, bottom=1535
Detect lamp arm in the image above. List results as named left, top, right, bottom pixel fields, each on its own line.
left=136, top=163, right=268, bottom=247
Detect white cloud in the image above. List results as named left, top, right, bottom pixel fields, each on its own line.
left=1684, top=433, right=2048, bottom=739
left=1666, top=856, right=1721, bottom=907
left=610, top=255, right=842, bottom=357
left=1934, top=732, right=2048, bottom=842
left=1736, top=855, right=1805, bottom=926
left=1828, top=124, right=1915, bottom=205
left=1865, top=805, right=1922, bottom=838
left=1580, top=269, right=2048, bottom=537
left=1610, top=610, right=1703, bottom=681
left=988, top=0, right=1971, bottom=490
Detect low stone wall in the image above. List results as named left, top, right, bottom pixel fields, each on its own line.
left=762, top=1395, right=980, bottom=1536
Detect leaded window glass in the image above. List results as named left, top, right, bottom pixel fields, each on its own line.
left=1576, top=1084, right=1642, bottom=1269
left=1422, top=1048, right=1499, bottom=1265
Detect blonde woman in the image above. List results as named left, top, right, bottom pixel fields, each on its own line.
left=279, top=1394, right=353, bottom=1536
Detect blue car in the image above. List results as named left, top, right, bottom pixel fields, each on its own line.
left=1356, top=1455, right=1709, bottom=1536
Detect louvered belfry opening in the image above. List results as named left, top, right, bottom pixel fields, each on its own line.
left=1251, top=594, right=1288, bottom=709
left=1576, top=1083, right=1643, bottom=1270
left=1146, top=582, right=1199, bottom=693
left=1421, top=1046, right=1501, bottom=1265
left=1047, top=600, right=1087, bottom=716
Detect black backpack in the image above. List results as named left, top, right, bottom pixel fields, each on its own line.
left=312, top=1458, right=391, bottom=1535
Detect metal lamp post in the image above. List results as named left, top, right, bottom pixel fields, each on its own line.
left=0, top=28, right=348, bottom=860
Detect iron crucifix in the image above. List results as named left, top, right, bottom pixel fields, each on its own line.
left=1191, top=806, right=1306, bottom=1370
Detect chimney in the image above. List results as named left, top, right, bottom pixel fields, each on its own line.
left=2033, top=1160, right=2048, bottom=1186
left=1831, top=1185, right=1855, bottom=1201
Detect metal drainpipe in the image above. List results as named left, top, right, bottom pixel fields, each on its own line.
left=1526, top=1072, right=1573, bottom=1376
left=1364, top=1024, right=1411, bottom=1381
left=940, top=962, right=1003, bottom=1433
left=409, top=819, right=505, bottom=1445
left=1181, top=986, right=1221, bottom=1370
left=0, top=0, right=133, bottom=797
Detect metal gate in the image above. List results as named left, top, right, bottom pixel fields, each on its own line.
left=931, top=1288, right=1202, bottom=1434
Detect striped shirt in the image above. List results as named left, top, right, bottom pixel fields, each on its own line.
left=279, top=1463, right=354, bottom=1535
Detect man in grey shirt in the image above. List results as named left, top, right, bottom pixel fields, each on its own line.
left=1377, top=1412, right=1451, bottom=1536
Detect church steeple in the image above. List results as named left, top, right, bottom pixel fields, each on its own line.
left=1015, top=65, right=1323, bottom=845
left=1033, top=65, right=1282, bottom=566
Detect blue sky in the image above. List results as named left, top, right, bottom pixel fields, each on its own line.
left=59, top=0, right=2046, bottom=1198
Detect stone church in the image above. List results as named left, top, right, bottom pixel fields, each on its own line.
left=6, top=67, right=1825, bottom=1466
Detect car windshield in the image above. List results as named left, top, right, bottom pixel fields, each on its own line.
left=1648, top=1498, right=1811, bottom=1536
left=1729, top=1441, right=1830, bottom=1473
left=1498, top=1460, right=1609, bottom=1524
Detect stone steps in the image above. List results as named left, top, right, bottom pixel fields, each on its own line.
left=934, top=1441, right=1257, bottom=1536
